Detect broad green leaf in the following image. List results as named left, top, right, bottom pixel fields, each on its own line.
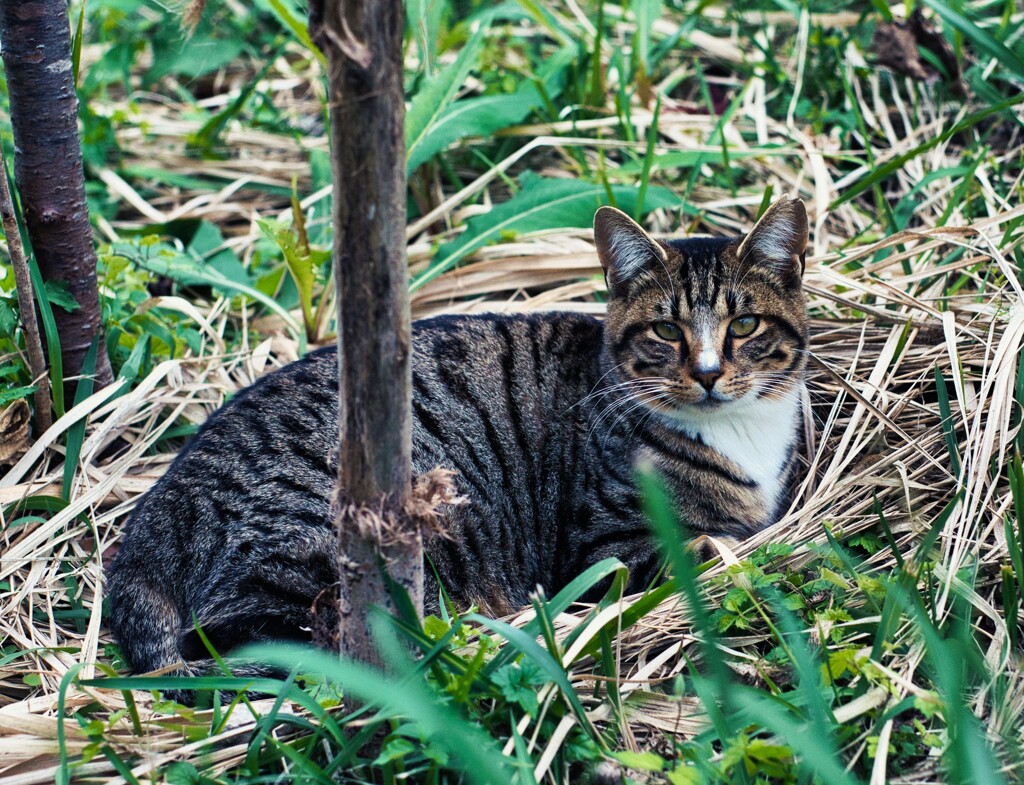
left=119, top=247, right=305, bottom=353
left=411, top=174, right=684, bottom=291
left=146, top=35, right=244, bottom=83
left=405, top=17, right=491, bottom=171
left=407, top=46, right=574, bottom=173
left=258, top=219, right=330, bottom=337
left=186, top=221, right=252, bottom=285
left=0, top=300, right=16, bottom=336
left=43, top=281, right=80, bottom=313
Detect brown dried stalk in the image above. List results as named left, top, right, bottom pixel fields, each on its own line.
left=0, top=149, right=52, bottom=434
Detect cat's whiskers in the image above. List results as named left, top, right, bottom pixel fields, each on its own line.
left=587, top=382, right=667, bottom=427
left=567, top=360, right=632, bottom=412
left=569, top=375, right=666, bottom=412
left=602, top=391, right=673, bottom=448
left=585, top=381, right=670, bottom=447
left=623, top=392, right=677, bottom=447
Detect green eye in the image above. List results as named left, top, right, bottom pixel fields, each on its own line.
left=652, top=321, right=683, bottom=341
left=729, top=316, right=759, bottom=338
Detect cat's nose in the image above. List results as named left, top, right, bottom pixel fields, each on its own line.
left=694, top=367, right=722, bottom=391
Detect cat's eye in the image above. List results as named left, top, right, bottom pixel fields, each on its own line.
left=652, top=321, right=683, bottom=341
left=728, top=316, right=759, bottom=338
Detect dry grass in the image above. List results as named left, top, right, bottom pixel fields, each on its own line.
left=2, top=219, right=1021, bottom=781
left=2, top=4, right=1024, bottom=782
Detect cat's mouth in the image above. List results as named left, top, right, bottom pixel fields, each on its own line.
left=651, top=386, right=735, bottom=413
left=692, top=395, right=726, bottom=410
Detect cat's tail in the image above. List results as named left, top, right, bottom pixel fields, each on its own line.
left=106, top=569, right=188, bottom=679
left=107, top=575, right=293, bottom=704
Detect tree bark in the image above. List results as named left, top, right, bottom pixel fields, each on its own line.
left=0, top=0, right=112, bottom=402
left=309, top=0, right=417, bottom=668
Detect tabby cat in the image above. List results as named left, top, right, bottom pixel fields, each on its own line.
left=107, top=197, right=809, bottom=683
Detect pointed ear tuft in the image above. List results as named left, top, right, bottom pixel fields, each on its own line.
left=737, top=196, right=808, bottom=280
left=593, top=206, right=666, bottom=289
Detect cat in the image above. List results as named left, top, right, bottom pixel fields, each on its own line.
left=106, top=196, right=809, bottom=687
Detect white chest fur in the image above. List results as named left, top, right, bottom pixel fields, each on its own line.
left=665, top=386, right=803, bottom=515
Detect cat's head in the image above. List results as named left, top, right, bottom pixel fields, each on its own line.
left=593, top=197, right=809, bottom=416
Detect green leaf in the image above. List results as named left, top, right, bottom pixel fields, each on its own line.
left=63, top=337, right=105, bottom=499
left=412, top=174, right=683, bottom=291
left=42, top=281, right=80, bottom=313
left=632, top=0, right=663, bottom=72
left=0, top=299, right=17, bottom=337
left=0, top=385, right=36, bottom=407
left=121, top=247, right=306, bottom=353
left=190, top=55, right=277, bottom=153
left=164, top=762, right=203, bottom=785
left=616, top=148, right=784, bottom=175
left=71, top=0, right=85, bottom=87
left=258, top=219, right=329, bottom=338
left=27, top=255, right=64, bottom=418
left=146, top=35, right=245, bottom=82
left=266, top=0, right=326, bottom=67
left=666, top=765, right=703, bottom=785
left=407, top=46, right=574, bottom=173
left=613, top=750, right=666, bottom=772
left=186, top=221, right=252, bottom=285
left=405, top=16, right=491, bottom=172
left=372, top=737, right=417, bottom=767
left=491, top=663, right=541, bottom=715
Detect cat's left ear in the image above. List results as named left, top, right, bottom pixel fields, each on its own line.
left=593, top=206, right=667, bottom=290
left=737, top=196, right=808, bottom=286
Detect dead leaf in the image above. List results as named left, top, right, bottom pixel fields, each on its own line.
left=0, top=398, right=31, bottom=465
left=872, top=10, right=966, bottom=98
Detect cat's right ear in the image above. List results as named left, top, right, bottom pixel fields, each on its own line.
left=593, top=206, right=667, bottom=291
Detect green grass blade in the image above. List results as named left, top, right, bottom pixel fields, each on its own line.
left=830, top=92, right=1024, bottom=209
left=933, top=366, right=962, bottom=476
left=634, top=93, right=661, bottom=220
left=922, top=0, right=1024, bottom=79
left=488, top=556, right=628, bottom=673
left=71, top=0, right=86, bottom=88
left=731, top=687, right=864, bottom=785
left=267, top=0, right=327, bottom=67
left=27, top=254, right=64, bottom=418
left=636, top=465, right=736, bottom=741
left=61, top=336, right=102, bottom=499
left=124, top=250, right=307, bottom=354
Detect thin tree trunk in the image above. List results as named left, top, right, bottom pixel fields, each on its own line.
left=0, top=151, right=52, bottom=434
left=0, top=0, right=112, bottom=401
left=308, top=0, right=418, bottom=667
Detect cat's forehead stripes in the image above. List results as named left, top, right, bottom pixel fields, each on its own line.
left=664, top=237, right=732, bottom=310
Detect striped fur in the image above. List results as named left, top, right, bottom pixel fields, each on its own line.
left=107, top=199, right=809, bottom=686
